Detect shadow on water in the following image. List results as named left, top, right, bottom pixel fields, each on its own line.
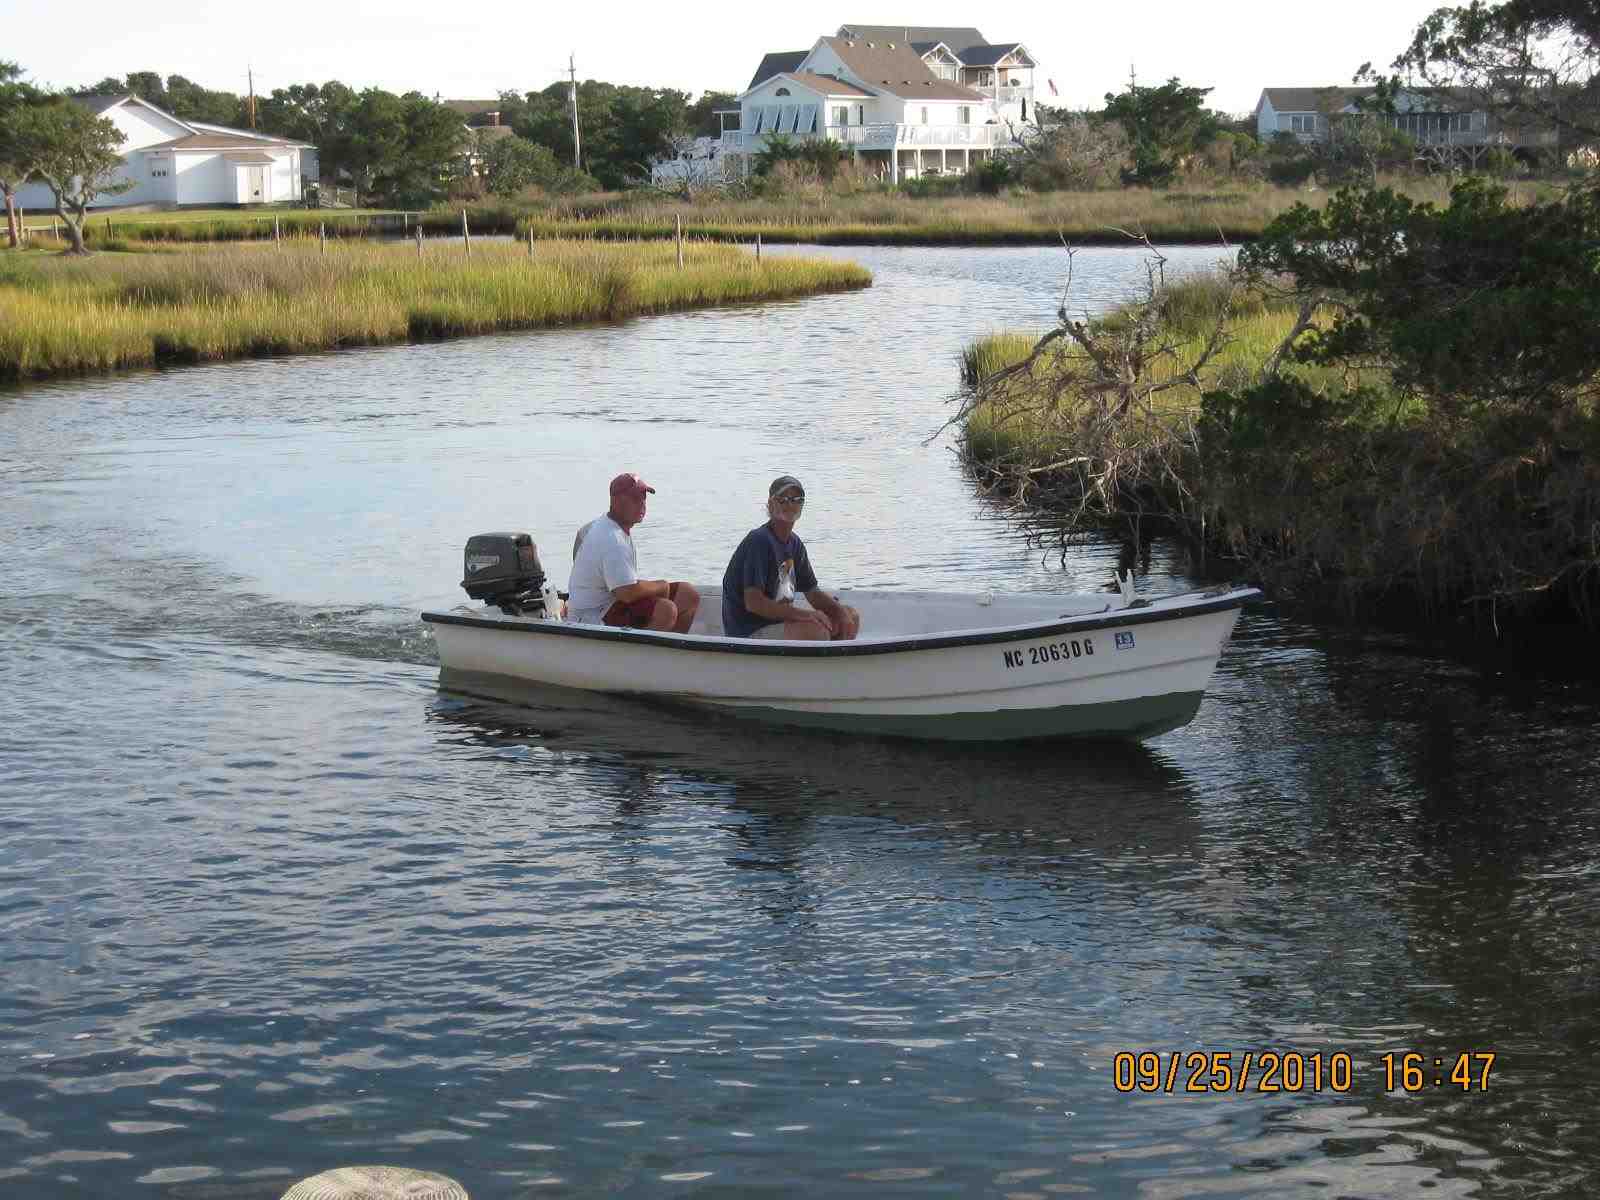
left=428, top=668, right=1208, bottom=866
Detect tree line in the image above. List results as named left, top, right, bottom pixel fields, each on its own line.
left=0, top=62, right=738, bottom=252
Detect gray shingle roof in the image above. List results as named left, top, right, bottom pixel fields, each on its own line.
left=820, top=37, right=986, bottom=100
left=781, top=71, right=877, bottom=98
left=442, top=99, right=502, bottom=117
left=144, top=132, right=294, bottom=151
left=1261, top=85, right=1486, bottom=113
left=1259, top=87, right=1371, bottom=112
left=749, top=51, right=809, bottom=90
left=838, top=24, right=987, bottom=53
left=959, top=42, right=1029, bottom=67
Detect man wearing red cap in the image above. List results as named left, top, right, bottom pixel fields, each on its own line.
left=568, top=472, right=700, bottom=633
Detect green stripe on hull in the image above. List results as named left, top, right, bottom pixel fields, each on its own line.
left=703, top=691, right=1206, bottom=742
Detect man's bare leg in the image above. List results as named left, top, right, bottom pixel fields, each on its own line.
left=645, top=600, right=680, bottom=632
left=670, top=582, right=700, bottom=634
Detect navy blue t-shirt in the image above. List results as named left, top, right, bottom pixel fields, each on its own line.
left=721, top=524, right=819, bottom=638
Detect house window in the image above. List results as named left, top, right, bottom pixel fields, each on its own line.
left=775, top=87, right=791, bottom=96
left=921, top=106, right=929, bottom=124
left=1288, top=113, right=1318, bottom=134
left=958, top=106, right=971, bottom=125
left=833, top=105, right=849, bottom=127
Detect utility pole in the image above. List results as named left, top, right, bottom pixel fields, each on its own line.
left=248, top=66, right=257, bottom=129
left=568, top=53, right=581, bottom=171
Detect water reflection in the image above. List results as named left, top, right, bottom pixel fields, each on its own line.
left=430, top=670, right=1205, bottom=836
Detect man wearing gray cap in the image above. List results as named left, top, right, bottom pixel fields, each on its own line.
left=720, top=475, right=860, bottom=641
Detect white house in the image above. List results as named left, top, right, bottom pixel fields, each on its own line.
left=1254, top=86, right=1557, bottom=166
left=14, top=94, right=315, bottom=211
left=651, top=136, right=724, bottom=186
left=717, top=24, right=1047, bottom=182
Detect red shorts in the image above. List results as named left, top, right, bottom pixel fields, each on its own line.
left=602, top=582, right=682, bottom=628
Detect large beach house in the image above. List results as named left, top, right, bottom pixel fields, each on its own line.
left=719, top=23, right=1045, bottom=182
left=12, top=94, right=315, bottom=211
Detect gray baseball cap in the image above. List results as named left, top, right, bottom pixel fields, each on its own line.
left=768, top=474, right=805, bottom=498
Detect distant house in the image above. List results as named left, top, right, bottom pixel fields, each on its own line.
left=713, top=22, right=1049, bottom=182
left=1254, top=86, right=1558, bottom=166
left=441, top=99, right=518, bottom=178
left=651, top=136, right=723, bottom=186
left=13, top=94, right=314, bottom=211
left=442, top=99, right=511, bottom=129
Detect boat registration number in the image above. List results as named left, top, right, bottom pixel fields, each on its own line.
left=1002, top=636, right=1094, bottom=670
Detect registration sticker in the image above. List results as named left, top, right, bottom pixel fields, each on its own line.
left=1115, top=631, right=1136, bottom=650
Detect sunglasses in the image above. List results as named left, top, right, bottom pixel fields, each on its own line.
left=774, top=493, right=806, bottom=505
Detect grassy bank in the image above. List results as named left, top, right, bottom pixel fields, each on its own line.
left=959, top=279, right=1368, bottom=469
left=17, top=179, right=1486, bottom=249
left=0, top=239, right=870, bottom=381
left=512, top=184, right=1488, bottom=246
left=19, top=207, right=414, bottom=246
left=515, top=189, right=1297, bottom=245
left=957, top=271, right=1600, bottom=634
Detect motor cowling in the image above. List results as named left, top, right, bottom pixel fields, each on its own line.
left=461, top=532, right=555, bottom=616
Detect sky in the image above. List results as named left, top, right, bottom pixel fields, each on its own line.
left=3, top=0, right=1448, bottom=115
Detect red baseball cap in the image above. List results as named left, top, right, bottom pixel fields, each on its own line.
left=609, top=472, right=656, bottom=497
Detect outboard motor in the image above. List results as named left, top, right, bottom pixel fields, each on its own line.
left=461, top=533, right=561, bottom=617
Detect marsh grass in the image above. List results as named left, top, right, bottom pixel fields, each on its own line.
left=522, top=189, right=1301, bottom=245
left=0, top=239, right=870, bottom=380
left=512, top=179, right=1471, bottom=246
left=21, top=179, right=1466, bottom=249
left=958, top=273, right=1368, bottom=468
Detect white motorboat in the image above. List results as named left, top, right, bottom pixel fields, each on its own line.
left=422, top=533, right=1258, bottom=743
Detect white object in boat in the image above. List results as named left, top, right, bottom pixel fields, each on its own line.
left=422, top=575, right=1258, bottom=743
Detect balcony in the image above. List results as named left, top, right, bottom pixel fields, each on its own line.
left=967, top=83, right=1033, bottom=107
left=721, top=124, right=1007, bottom=153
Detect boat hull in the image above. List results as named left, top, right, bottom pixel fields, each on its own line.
left=422, top=586, right=1254, bottom=743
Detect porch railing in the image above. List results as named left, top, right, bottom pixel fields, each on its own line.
left=721, top=124, right=1006, bottom=153
left=967, top=84, right=1034, bottom=107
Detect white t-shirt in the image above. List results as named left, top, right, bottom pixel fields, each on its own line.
left=568, top=514, right=639, bottom=624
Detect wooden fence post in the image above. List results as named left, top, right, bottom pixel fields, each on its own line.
left=274, top=215, right=281, bottom=244
left=527, top=226, right=534, bottom=258
left=319, top=222, right=326, bottom=253
left=461, top=208, right=470, bottom=258
left=676, top=214, right=683, bottom=268
left=755, top=232, right=761, bottom=262
left=416, top=223, right=424, bottom=258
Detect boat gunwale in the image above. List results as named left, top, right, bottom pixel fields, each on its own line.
left=421, top=586, right=1260, bottom=659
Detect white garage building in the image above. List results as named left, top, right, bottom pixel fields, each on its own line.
left=14, top=93, right=315, bottom=211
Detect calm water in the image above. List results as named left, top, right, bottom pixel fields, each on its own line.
left=2, top=244, right=1598, bottom=1199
